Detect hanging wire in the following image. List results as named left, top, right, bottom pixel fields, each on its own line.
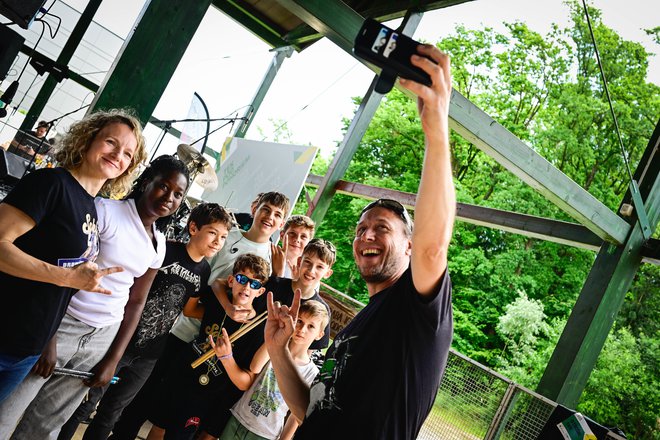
left=580, top=0, right=634, bottom=183
left=14, top=21, right=48, bottom=84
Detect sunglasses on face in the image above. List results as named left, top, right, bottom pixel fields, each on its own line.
left=361, top=198, right=413, bottom=230
left=234, top=273, right=263, bottom=290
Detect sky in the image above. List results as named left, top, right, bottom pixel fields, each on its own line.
left=37, top=0, right=660, bottom=160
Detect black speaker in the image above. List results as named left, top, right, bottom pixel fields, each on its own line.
left=0, top=0, right=46, bottom=29
left=0, top=24, right=25, bottom=80
left=0, top=149, right=31, bottom=183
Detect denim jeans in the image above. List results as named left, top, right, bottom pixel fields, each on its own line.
left=0, top=353, right=40, bottom=403
left=58, top=351, right=158, bottom=440
left=0, top=313, right=120, bottom=440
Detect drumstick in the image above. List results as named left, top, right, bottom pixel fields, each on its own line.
left=228, top=311, right=268, bottom=342
left=191, top=311, right=268, bottom=369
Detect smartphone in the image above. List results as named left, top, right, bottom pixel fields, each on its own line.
left=353, top=18, right=432, bottom=87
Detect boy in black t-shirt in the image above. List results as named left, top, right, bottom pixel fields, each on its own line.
left=145, top=253, right=270, bottom=440
left=58, top=203, right=233, bottom=440
left=200, top=239, right=335, bottom=439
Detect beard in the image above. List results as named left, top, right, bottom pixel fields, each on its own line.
left=357, top=253, right=406, bottom=284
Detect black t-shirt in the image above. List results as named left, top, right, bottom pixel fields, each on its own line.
left=295, top=267, right=453, bottom=440
left=258, top=277, right=331, bottom=350
left=126, top=241, right=211, bottom=359
left=189, top=287, right=266, bottom=390
left=233, top=212, right=253, bottom=232
left=0, top=168, right=99, bottom=357
left=155, top=288, right=267, bottom=434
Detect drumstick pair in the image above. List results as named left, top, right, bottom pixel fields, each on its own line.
left=191, top=310, right=268, bottom=369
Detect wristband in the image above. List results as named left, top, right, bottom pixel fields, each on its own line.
left=218, top=353, right=232, bottom=360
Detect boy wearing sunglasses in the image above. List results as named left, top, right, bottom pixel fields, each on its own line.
left=144, top=253, right=270, bottom=440
left=198, top=239, right=335, bottom=439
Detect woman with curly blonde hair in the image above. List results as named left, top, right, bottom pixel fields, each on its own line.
left=0, top=108, right=147, bottom=402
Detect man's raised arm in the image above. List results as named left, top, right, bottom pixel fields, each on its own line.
left=400, top=45, right=456, bottom=297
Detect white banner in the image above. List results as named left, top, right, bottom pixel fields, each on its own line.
left=202, top=137, right=317, bottom=220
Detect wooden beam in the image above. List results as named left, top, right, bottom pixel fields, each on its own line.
left=274, top=0, right=363, bottom=54
left=537, top=119, right=660, bottom=406
left=277, top=0, right=629, bottom=244
left=212, top=0, right=298, bottom=50
left=284, top=0, right=474, bottom=49
left=233, top=47, right=294, bottom=138
left=90, top=0, right=212, bottom=124
left=448, top=91, right=630, bottom=244
left=306, top=174, right=604, bottom=251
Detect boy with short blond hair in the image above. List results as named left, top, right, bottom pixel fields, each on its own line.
left=214, top=300, right=328, bottom=440
left=147, top=253, right=271, bottom=439
left=278, top=215, right=315, bottom=278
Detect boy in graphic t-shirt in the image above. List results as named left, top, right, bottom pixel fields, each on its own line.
left=145, top=254, right=271, bottom=440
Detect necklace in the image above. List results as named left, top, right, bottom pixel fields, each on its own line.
left=199, top=312, right=228, bottom=386
left=198, top=312, right=252, bottom=386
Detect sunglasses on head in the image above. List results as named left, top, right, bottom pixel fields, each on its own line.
left=234, top=273, right=263, bottom=290
left=361, top=198, right=413, bottom=230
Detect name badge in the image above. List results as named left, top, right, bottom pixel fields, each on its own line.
left=57, top=257, right=88, bottom=268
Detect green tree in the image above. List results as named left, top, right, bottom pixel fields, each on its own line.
left=301, top=1, right=658, bottom=433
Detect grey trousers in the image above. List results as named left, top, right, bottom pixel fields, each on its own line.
left=0, top=313, right=120, bottom=440
left=58, top=351, right=158, bottom=440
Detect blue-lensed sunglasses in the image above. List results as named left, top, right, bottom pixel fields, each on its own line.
left=234, top=273, right=263, bottom=289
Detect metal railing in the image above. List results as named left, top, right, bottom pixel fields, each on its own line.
left=419, top=350, right=626, bottom=440
left=318, top=285, right=623, bottom=440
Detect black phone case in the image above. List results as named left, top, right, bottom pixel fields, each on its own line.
left=353, top=18, right=432, bottom=86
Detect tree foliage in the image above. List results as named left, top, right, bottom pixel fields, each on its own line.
left=296, top=1, right=658, bottom=436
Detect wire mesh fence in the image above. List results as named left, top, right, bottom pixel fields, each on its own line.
left=419, top=350, right=557, bottom=440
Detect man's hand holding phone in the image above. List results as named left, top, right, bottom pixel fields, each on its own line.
left=353, top=18, right=435, bottom=90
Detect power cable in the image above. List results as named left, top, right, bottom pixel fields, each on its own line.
left=581, top=0, right=652, bottom=240
left=580, top=0, right=633, bottom=183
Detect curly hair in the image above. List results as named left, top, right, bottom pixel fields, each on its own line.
left=54, top=109, right=147, bottom=198
left=125, top=155, right=190, bottom=232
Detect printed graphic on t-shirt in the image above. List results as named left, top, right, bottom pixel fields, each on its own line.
left=134, top=261, right=202, bottom=348
left=248, top=368, right=284, bottom=418
left=135, top=285, right=185, bottom=347
left=192, top=340, right=223, bottom=378
left=307, top=334, right=357, bottom=417
left=57, top=213, right=99, bottom=267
